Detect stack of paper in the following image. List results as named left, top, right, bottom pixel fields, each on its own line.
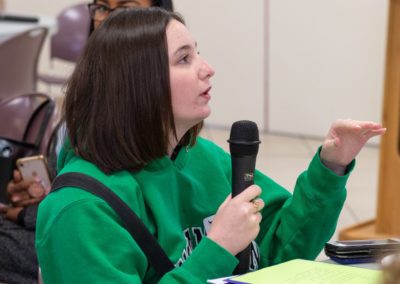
left=209, top=259, right=382, bottom=284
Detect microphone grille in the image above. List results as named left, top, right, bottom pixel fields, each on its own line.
left=229, top=120, right=260, bottom=144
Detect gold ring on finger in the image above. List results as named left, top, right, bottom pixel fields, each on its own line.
left=252, top=199, right=260, bottom=212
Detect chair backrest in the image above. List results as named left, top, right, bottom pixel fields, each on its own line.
left=0, top=27, right=48, bottom=100
left=50, top=2, right=90, bottom=62
left=0, top=93, right=59, bottom=155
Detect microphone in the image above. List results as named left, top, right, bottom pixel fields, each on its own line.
left=228, top=120, right=261, bottom=274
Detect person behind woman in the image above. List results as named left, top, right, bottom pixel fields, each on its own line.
left=36, top=7, right=385, bottom=284
left=0, top=2, right=174, bottom=284
left=88, top=0, right=174, bottom=32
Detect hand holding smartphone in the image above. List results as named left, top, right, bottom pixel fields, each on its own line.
left=16, top=155, right=51, bottom=198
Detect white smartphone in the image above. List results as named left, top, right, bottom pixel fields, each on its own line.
left=16, top=155, right=51, bottom=197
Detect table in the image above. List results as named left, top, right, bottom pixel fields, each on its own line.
left=0, top=12, right=57, bottom=42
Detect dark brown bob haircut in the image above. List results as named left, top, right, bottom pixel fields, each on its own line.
left=65, top=7, right=202, bottom=174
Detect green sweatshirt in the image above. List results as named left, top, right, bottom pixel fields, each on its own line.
left=36, top=137, right=352, bottom=283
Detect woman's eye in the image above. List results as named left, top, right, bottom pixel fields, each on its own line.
left=97, top=5, right=109, bottom=13
left=178, top=55, right=189, bottom=64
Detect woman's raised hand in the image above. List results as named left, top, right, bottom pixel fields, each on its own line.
left=320, top=119, right=386, bottom=175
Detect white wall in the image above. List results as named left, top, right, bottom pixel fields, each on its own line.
left=5, top=0, right=83, bottom=15
left=268, top=0, right=389, bottom=141
left=175, top=0, right=389, bottom=138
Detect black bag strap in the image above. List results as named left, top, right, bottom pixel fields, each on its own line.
left=51, top=172, right=175, bottom=278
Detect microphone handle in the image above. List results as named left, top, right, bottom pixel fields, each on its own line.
left=231, top=155, right=256, bottom=197
left=231, top=155, right=256, bottom=274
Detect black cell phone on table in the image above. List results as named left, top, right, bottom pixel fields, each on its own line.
left=325, top=239, right=400, bottom=264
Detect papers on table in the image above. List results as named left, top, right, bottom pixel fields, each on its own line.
left=208, top=259, right=382, bottom=284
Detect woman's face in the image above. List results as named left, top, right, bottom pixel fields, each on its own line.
left=93, top=0, right=152, bottom=29
left=167, top=19, right=215, bottom=135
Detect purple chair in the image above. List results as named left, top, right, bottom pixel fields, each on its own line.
left=0, top=93, right=60, bottom=155
left=38, top=2, right=90, bottom=86
left=0, top=27, right=48, bottom=100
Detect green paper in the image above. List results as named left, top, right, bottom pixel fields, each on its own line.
left=229, top=259, right=382, bottom=284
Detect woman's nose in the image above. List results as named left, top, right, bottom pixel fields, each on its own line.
left=200, top=59, right=215, bottom=79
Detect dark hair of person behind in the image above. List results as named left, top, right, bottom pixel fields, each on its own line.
left=65, top=8, right=202, bottom=174
left=89, top=0, right=174, bottom=35
left=152, top=0, right=174, bottom=11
